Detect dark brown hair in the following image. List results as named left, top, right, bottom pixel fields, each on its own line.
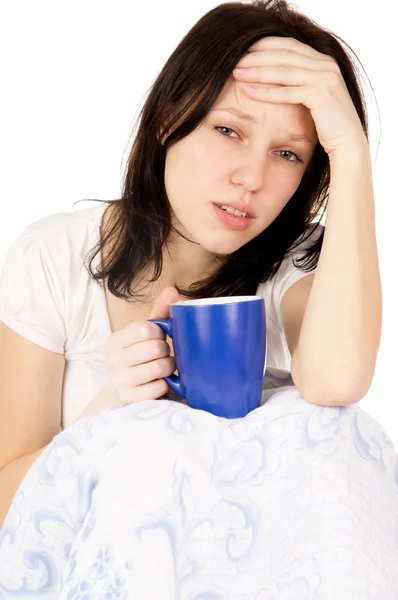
left=80, top=0, right=370, bottom=301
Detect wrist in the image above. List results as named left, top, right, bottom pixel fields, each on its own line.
left=328, top=135, right=371, bottom=167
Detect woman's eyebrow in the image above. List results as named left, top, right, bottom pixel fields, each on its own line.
left=213, top=107, right=315, bottom=145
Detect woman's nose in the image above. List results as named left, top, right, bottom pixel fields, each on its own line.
left=230, top=154, right=268, bottom=193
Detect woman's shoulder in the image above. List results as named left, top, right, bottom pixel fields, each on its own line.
left=257, top=221, right=324, bottom=326
left=1, top=202, right=108, bottom=292
left=7, top=202, right=109, bottom=272
left=20, top=202, right=106, bottom=242
left=0, top=204, right=106, bottom=354
left=0, top=203, right=109, bottom=353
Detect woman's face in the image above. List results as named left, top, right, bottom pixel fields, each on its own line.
left=164, top=77, right=318, bottom=255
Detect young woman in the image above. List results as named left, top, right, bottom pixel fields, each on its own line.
left=0, top=1, right=390, bottom=597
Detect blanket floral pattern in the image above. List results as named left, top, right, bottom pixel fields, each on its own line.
left=1, top=369, right=398, bottom=599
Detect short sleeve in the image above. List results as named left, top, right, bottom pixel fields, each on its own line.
left=275, top=250, right=316, bottom=303
left=257, top=223, right=323, bottom=331
left=0, top=233, right=66, bottom=354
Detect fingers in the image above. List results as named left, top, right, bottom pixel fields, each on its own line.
left=106, top=320, right=165, bottom=351
left=103, top=286, right=181, bottom=407
left=234, top=64, right=316, bottom=87
left=236, top=50, right=327, bottom=72
left=105, top=338, right=171, bottom=370
left=118, top=378, right=170, bottom=405
left=109, top=355, right=176, bottom=391
left=245, top=36, right=329, bottom=61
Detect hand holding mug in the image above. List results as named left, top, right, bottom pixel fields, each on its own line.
left=103, top=286, right=179, bottom=405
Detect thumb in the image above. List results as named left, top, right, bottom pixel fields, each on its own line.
left=149, top=286, right=180, bottom=320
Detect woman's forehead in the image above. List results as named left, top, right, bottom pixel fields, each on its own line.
left=211, top=78, right=317, bottom=140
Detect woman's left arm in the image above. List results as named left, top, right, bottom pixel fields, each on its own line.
left=233, top=36, right=382, bottom=406
left=291, top=141, right=382, bottom=407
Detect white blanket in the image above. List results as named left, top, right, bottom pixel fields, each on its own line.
left=1, top=369, right=398, bottom=599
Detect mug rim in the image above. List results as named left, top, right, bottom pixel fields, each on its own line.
left=171, top=295, right=263, bottom=307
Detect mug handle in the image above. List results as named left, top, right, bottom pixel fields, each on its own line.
left=148, top=318, right=185, bottom=399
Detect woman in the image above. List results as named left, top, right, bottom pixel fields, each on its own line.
left=0, top=0, right=393, bottom=597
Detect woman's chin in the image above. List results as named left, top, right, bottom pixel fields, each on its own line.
left=199, top=235, right=246, bottom=256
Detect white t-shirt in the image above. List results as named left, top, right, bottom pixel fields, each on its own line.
left=0, top=202, right=322, bottom=428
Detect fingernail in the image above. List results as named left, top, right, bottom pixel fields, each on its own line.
left=233, top=67, right=246, bottom=73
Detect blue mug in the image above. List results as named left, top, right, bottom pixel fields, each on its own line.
left=149, top=296, right=266, bottom=418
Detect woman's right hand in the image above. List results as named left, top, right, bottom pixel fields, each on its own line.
left=104, top=286, right=180, bottom=406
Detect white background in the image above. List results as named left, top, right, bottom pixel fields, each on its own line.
left=0, top=1, right=396, bottom=440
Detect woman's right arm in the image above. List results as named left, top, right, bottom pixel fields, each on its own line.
left=0, top=287, right=178, bottom=528
left=0, top=322, right=64, bottom=526
left=0, top=324, right=126, bottom=528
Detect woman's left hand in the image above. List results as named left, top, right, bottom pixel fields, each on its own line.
left=233, top=36, right=367, bottom=157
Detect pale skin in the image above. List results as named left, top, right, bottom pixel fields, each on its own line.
left=103, top=36, right=381, bottom=407
left=102, top=38, right=320, bottom=385
left=231, top=36, right=381, bottom=404
left=0, top=36, right=382, bottom=526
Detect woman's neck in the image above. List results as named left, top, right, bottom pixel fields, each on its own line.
left=165, top=237, right=219, bottom=287
left=102, top=202, right=222, bottom=302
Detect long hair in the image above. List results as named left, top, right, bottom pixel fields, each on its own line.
left=81, top=0, right=370, bottom=301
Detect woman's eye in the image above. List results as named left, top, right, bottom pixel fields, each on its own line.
left=215, top=126, right=303, bottom=163
left=278, top=150, right=302, bottom=163
left=215, top=126, right=239, bottom=138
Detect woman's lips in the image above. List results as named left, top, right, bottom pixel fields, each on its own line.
left=213, top=203, right=253, bottom=231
